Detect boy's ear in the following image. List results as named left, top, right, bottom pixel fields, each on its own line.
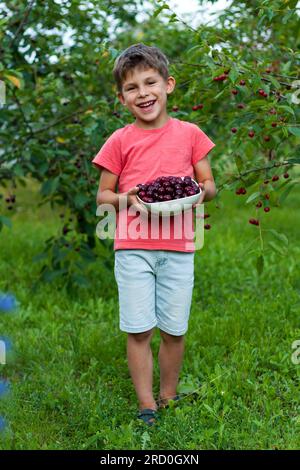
left=117, top=92, right=126, bottom=106
left=166, top=76, right=176, bottom=95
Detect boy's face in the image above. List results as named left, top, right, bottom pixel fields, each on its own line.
left=117, top=66, right=176, bottom=129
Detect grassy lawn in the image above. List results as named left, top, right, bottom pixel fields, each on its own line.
left=0, top=175, right=300, bottom=450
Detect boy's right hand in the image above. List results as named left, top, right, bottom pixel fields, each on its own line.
left=125, top=186, right=149, bottom=216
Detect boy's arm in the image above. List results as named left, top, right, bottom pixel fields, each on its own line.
left=193, top=156, right=217, bottom=203
left=96, top=169, right=148, bottom=214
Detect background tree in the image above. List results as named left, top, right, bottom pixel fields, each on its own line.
left=0, top=0, right=299, bottom=290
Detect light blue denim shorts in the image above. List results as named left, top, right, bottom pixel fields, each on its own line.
left=114, top=249, right=195, bottom=336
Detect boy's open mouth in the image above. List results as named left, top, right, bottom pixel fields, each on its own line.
left=137, top=100, right=156, bottom=111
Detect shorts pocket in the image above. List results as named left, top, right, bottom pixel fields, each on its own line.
left=159, top=147, right=190, bottom=174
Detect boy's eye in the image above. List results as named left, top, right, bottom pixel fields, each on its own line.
left=126, top=82, right=155, bottom=91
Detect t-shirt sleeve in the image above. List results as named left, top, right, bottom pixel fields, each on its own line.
left=91, top=131, right=122, bottom=176
left=191, top=125, right=216, bottom=166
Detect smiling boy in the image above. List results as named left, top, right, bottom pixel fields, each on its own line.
left=91, top=43, right=216, bottom=426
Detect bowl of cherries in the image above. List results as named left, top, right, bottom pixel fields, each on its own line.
left=136, top=175, right=202, bottom=216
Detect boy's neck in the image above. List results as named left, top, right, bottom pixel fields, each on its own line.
left=133, top=112, right=171, bottom=130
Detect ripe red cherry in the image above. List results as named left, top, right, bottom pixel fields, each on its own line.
left=263, top=135, right=270, bottom=141
left=235, top=187, right=246, bottom=195
left=265, top=68, right=271, bottom=73
left=172, top=106, right=179, bottom=112
left=249, top=218, right=259, bottom=226
left=258, top=89, right=265, bottom=96
left=272, top=175, right=279, bottom=182
left=264, top=207, right=270, bottom=212
left=239, top=80, right=246, bottom=86
left=256, top=201, right=262, bottom=208
left=231, top=89, right=238, bottom=95
left=204, top=224, right=211, bottom=230
left=271, top=122, right=277, bottom=127
left=248, top=131, right=255, bottom=138
left=237, top=103, right=245, bottom=109
left=231, top=127, right=237, bottom=133
left=265, top=194, right=270, bottom=200
left=213, top=74, right=227, bottom=82
left=283, top=173, right=289, bottom=179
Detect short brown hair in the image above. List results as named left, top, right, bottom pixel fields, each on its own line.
left=113, top=43, right=170, bottom=94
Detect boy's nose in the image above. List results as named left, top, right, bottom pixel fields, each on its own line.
left=138, top=89, right=148, bottom=97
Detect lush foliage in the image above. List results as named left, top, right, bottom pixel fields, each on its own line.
left=0, top=180, right=299, bottom=449
left=0, top=0, right=299, bottom=289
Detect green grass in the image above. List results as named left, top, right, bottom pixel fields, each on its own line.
left=0, top=175, right=300, bottom=450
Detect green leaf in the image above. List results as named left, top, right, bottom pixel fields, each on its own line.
left=287, top=127, right=300, bottom=137
left=13, top=164, right=25, bottom=177
left=248, top=100, right=266, bottom=108
left=284, top=158, right=300, bottom=164
left=40, top=177, right=60, bottom=196
left=267, top=8, right=274, bottom=21
left=268, top=229, right=289, bottom=246
left=277, top=105, right=295, bottom=116
left=282, top=10, right=295, bottom=24
left=213, top=88, right=226, bottom=100
left=279, top=181, right=299, bottom=204
left=74, top=193, right=89, bottom=209
left=235, top=155, right=244, bottom=173
left=153, top=4, right=169, bottom=18
left=168, top=13, right=178, bottom=23
left=268, top=241, right=286, bottom=256
left=242, top=173, right=259, bottom=187
left=267, top=75, right=281, bottom=90
left=256, top=254, right=264, bottom=276
left=257, top=14, right=266, bottom=29
left=0, top=215, right=12, bottom=228
left=245, top=191, right=261, bottom=204
left=228, top=68, right=238, bottom=84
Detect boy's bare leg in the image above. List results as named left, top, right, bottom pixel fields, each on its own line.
left=127, top=328, right=157, bottom=411
left=158, top=330, right=185, bottom=406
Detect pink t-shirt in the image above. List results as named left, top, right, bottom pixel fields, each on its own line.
left=91, top=117, right=215, bottom=252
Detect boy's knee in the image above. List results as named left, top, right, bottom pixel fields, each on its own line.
left=160, top=330, right=184, bottom=342
left=128, top=328, right=155, bottom=342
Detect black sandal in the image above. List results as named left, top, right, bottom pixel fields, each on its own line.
left=137, top=408, right=159, bottom=426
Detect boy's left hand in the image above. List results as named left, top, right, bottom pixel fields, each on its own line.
left=192, top=182, right=205, bottom=209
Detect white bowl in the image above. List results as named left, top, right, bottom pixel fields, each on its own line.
left=136, top=178, right=202, bottom=216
